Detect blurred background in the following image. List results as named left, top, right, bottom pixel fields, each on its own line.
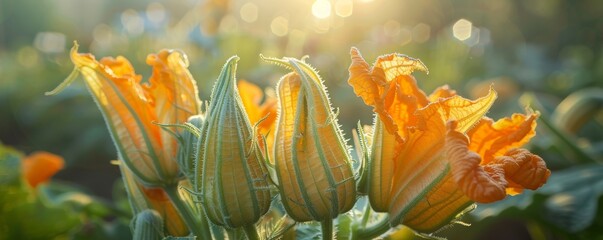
left=1, top=0, right=602, bottom=239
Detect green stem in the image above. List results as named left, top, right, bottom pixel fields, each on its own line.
left=540, top=112, right=599, bottom=164
left=321, top=219, right=333, bottom=240
left=242, top=224, right=260, bottom=240
left=163, top=184, right=212, bottom=239
left=360, top=201, right=372, bottom=227
left=354, top=216, right=390, bottom=239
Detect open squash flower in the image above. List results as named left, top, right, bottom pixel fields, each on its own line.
left=195, top=56, right=272, bottom=229
left=264, top=55, right=357, bottom=222
left=348, top=48, right=551, bottom=233
left=22, top=151, right=64, bottom=188
left=48, top=43, right=201, bottom=187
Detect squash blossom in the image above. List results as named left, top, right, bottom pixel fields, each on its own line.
left=265, top=56, right=356, bottom=222
left=50, top=43, right=201, bottom=187
left=195, top=56, right=272, bottom=228
left=348, top=48, right=550, bottom=232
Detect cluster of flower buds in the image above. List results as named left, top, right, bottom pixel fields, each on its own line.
left=54, top=42, right=551, bottom=238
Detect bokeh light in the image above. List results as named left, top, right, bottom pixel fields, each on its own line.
left=412, top=23, right=430, bottom=43
left=312, top=0, right=332, bottom=19
left=453, top=18, right=473, bottom=41
left=240, top=2, right=258, bottom=23
left=271, top=16, right=289, bottom=37
left=121, top=9, right=144, bottom=35
left=146, top=2, right=166, bottom=25
left=335, top=0, right=353, bottom=18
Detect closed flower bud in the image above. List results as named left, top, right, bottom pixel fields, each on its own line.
left=264, top=56, right=357, bottom=222
left=367, top=119, right=397, bottom=212
left=195, top=56, right=271, bottom=228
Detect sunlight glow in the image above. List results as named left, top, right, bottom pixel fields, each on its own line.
left=335, top=0, right=353, bottom=18
left=453, top=19, right=472, bottom=41
left=399, top=28, right=412, bottom=46
left=383, top=20, right=401, bottom=36
left=271, top=16, right=289, bottom=37
left=240, top=3, right=258, bottom=23
left=313, top=18, right=331, bottom=33
left=312, top=0, right=332, bottom=19
left=412, top=23, right=430, bottom=43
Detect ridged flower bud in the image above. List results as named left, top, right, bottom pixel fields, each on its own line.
left=132, top=210, right=165, bottom=240
left=195, top=56, right=271, bottom=228
left=264, top=56, right=357, bottom=222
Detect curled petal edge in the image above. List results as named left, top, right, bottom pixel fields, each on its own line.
left=446, top=121, right=550, bottom=203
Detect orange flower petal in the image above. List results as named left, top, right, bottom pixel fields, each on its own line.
left=388, top=103, right=449, bottom=222
left=468, top=113, right=538, bottom=164
left=402, top=174, right=472, bottom=233
left=444, top=116, right=549, bottom=204
left=348, top=47, right=381, bottom=109
left=489, top=148, right=550, bottom=192
left=428, top=85, right=457, bottom=102
left=22, top=152, right=64, bottom=188
left=446, top=121, right=507, bottom=203
left=348, top=48, right=429, bottom=139
left=238, top=80, right=278, bottom=151
left=145, top=50, right=201, bottom=176
left=238, top=79, right=264, bottom=122
left=438, top=87, right=497, bottom=133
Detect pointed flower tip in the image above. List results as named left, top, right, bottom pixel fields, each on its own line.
left=226, top=55, right=240, bottom=64
left=397, top=53, right=429, bottom=75
left=221, top=55, right=240, bottom=72
left=217, top=55, right=240, bottom=84
left=70, top=41, right=80, bottom=54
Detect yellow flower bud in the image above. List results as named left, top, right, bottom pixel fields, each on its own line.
left=265, top=56, right=357, bottom=222
left=196, top=56, right=272, bottom=228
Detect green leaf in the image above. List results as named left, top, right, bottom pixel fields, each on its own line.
left=336, top=213, right=353, bottom=239
left=295, top=222, right=321, bottom=240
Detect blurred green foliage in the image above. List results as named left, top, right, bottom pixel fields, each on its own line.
left=1, top=0, right=602, bottom=239
left=0, top=143, right=132, bottom=239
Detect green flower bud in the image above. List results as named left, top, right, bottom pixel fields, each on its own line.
left=195, top=56, right=272, bottom=228
left=133, top=210, right=165, bottom=240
